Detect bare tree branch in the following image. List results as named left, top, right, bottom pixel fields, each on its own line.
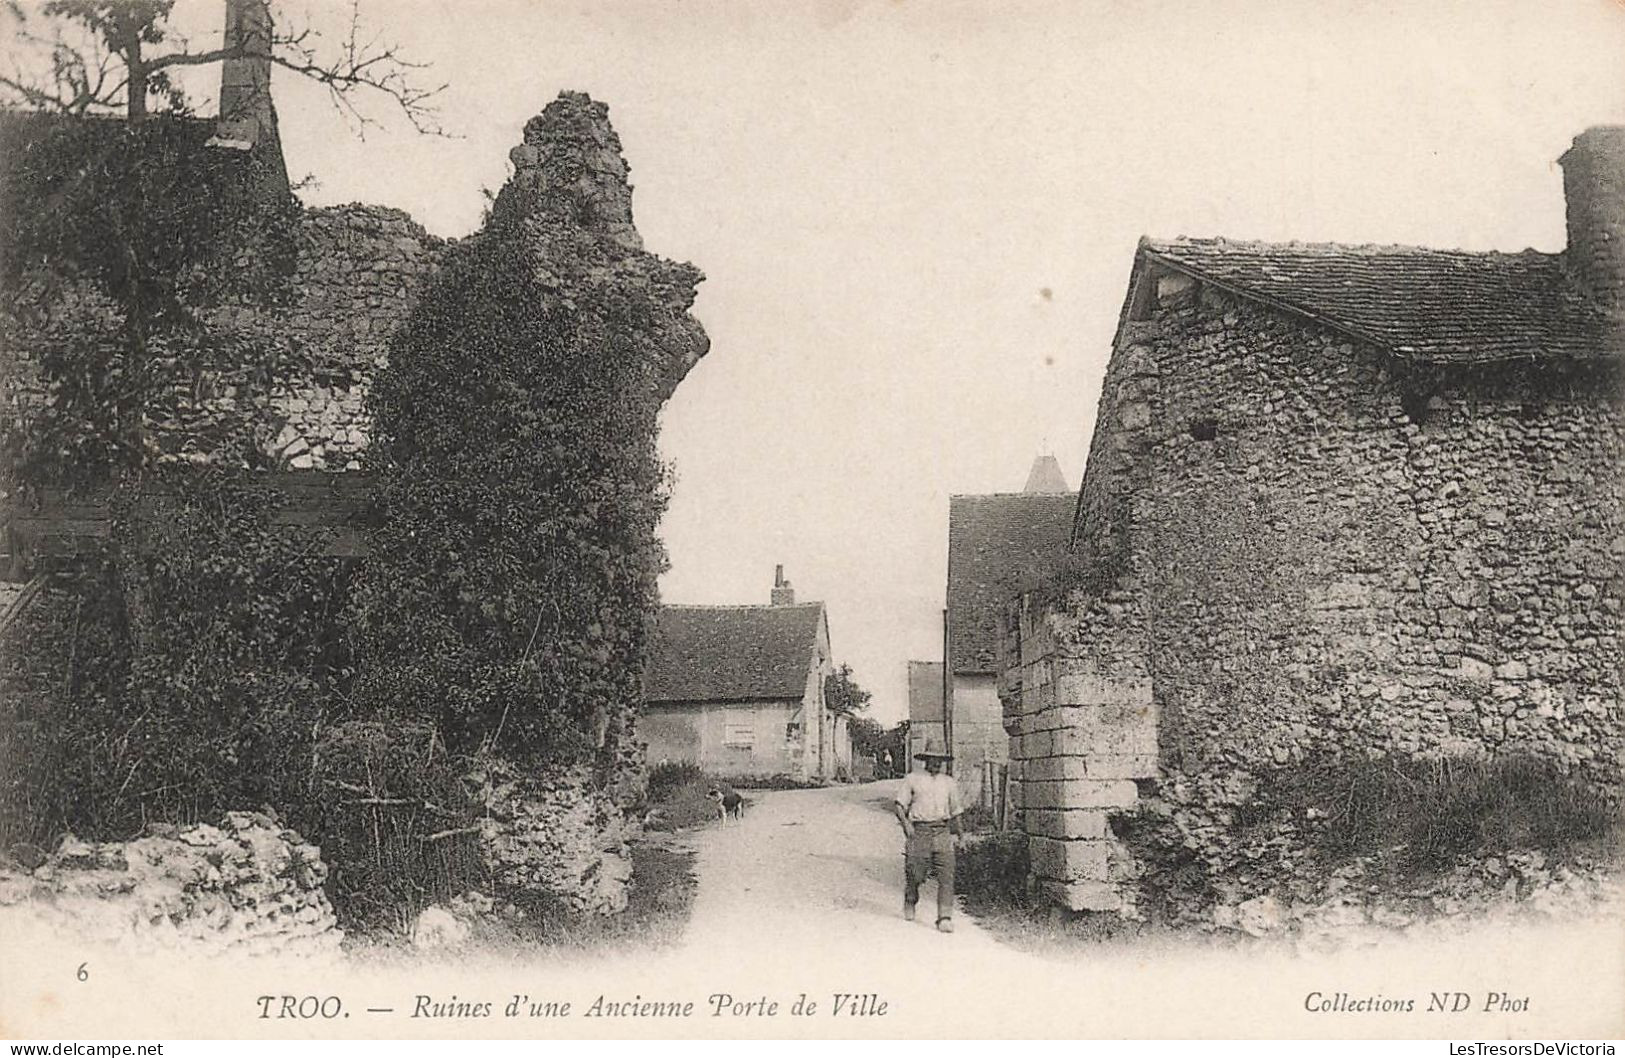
left=0, top=0, right=448, bottom=134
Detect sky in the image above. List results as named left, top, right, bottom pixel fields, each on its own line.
left=33, top=0, right=1623, bottom=723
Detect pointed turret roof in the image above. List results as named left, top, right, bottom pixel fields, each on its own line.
left=1022, top=454, right=1070, bottom=493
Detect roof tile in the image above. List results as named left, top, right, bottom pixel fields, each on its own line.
left=947, top=493, right=1076, bottom=675
left=1143, top=237, right=1623, bottom=362
left=644, top=603, right=824, bottom=704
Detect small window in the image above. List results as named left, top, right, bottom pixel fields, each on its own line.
left=1400, top=389, right=1433, bottom=425
left=785, top=721, right=802, bottom=743
left=1189, top=417, right=1218, bottom=441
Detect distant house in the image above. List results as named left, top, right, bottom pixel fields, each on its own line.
left=943, top=457, right=1075, bottom=796
left=906, top=660, right=945, bottom=769
left=643, top=567, right=840, bottom=781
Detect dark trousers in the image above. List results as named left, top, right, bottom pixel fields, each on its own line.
left=904, top=823, right=955, bottom=921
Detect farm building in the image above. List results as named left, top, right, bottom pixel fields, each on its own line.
left=643, top=568, right=848, bottom=782
left=1001, top=126, right=1624, bottom=913
left=944, top=457, right=1075, bottom=798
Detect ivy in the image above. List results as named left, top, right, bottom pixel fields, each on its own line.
left=0, top=111, right=317, bottom=845
left=350, top=191, right=675, bottom=767
left=0, top=472, right=350, bottom=843
left=0, top=111, right=300, bottom=482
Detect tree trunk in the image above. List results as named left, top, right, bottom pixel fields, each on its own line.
left=123, top=29, right=146, bottom=120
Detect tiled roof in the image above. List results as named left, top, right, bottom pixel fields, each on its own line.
left=907, top=660, right=945, bottom=724
left=1141, top=237, right=1623, bottom=363
left=644, top=602, right=824, bottom=704
left=947, top=493, right=1076, bottom=675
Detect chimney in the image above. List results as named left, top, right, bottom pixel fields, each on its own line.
left=212, top=0, right=287, bottom=193
left=1559, top=126, right=1625, bottom=312
left=771, top=564, right=796, bottom=606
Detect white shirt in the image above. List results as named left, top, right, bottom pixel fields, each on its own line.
left=895, top=770, right=963, bottom=823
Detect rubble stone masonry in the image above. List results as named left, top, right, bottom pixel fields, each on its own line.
left=1007, top=274, right=1623, bottom=913
left=1, top=203, right=444, bottom=470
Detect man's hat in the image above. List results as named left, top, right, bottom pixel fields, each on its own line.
left=914, top=737, right=953, bottom=761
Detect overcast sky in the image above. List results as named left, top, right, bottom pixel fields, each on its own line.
left=94, top=0, right=1625, bottom=723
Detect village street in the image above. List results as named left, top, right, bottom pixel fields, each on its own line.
left=6, top=780, right=1621, bottom=1039
left=681, top=781, right=1007, bottom=959
left=635, top=782, right=1625, bottom=1038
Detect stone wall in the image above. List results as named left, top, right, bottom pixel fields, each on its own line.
left=1006, top=273, right=1623, bottom=912
left=1006, top=594, right=1157, bottom=911
left=1137, top=281, right=1621, bottom=788
left=0, top=811, right=341, bottom=956
left=250, top=204, right=444, bottom=469
left=1, top=203, right=443, bottom=471
left=469, top=758, right=635, bottom=916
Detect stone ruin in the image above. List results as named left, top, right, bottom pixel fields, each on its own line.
left=0, top=90, right=708, bottom=940
left=0, top=811, right=342, bottom=957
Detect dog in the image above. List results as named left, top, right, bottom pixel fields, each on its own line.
left=709, top=785, right=746, bottom=823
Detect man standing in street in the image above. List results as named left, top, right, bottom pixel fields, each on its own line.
left=893, top=737, right=964, bottom=933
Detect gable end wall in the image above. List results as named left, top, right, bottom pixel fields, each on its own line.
left=1008, top=272, right=1624, bottom=912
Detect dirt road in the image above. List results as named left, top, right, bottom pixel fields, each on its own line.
left=682, top=780, right=1009, bottom=964
left=664, top=781, right=1624, bottom=1037
left=8, top=781, right=1620, bottom=1038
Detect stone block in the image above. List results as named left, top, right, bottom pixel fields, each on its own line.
left=1021, top=778, right=1139, bottom=810
left=1039, top=878, right=1121, bottom=913
left=1081, top=753, right=1159, bottom=779
left=1024, top=808, right=1111, bottom=841
left=1023, top=756, right=1090, bottom=781
left=1048, top=711, right=1158, bottom=759
left=1027, top=730, right=1055, bottom=759
left=1022, top=676, right=1056, bottom=713
left=1029, top=836, right=1112, bottom=881
left=1021, top=754, right=1157, bottom=781
left=1119, top=401, right=1151, bottom=429
left=1024, top=701, right=1157, bottom=742
left=1054, top=669, right=1153, bottom=708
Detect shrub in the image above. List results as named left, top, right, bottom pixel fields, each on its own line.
left=1240, top=752, right=1618, bottom=878
left=957, top=830, right=1032, bottom=913
left=307, top=721, right=486, bottom=928
left=728, top=774, right=826, bottom=791
left=0, top=474, right=349, bottom=847
left=645, top=779, right=718, bottom=832
left=647, top=761, right=704, bottom=804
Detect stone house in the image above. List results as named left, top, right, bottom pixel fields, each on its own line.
left=643, top=568, right=844, bottom=781
left=944, top=457, right=1075, bottom=797
left=1001, top=127, right=1624, bottom=913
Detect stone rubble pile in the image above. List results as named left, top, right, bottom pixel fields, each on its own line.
left=0, top=810, right=342, bottom=957
left=1213, top=849, right=1620, bottom=949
